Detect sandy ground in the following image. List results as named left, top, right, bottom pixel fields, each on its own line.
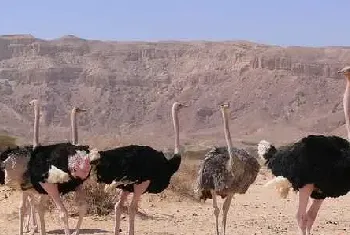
left=1, top=172, right=350, bottom=235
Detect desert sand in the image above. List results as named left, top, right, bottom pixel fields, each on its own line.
left=1, top=168, right=349, bottom=235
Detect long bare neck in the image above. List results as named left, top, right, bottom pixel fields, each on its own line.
left=172, top=106, right=180, bottom=154
left=71, top=110, right=78, bottom=145
left=343, top=80, right=350, bottom=140
left=33, top=103, right=39, bottom=148
left=221, top=109, right=233, bottom=159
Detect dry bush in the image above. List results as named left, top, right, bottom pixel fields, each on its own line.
left=168, top=150, right=206, bottom=200
left=83, top=180, right=119, bottom=215
left=0, top=135, right=17, bottom=151
left=48, top=180, right=119, bottom=216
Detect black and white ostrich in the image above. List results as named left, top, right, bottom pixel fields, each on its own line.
left=195, top=103, right=261, bottom=235
left=89, top=101, right=186, bottom=235
left=26, top=100, right=97, bottom=235
left=1, top=99, right=96, bottom=235
left=257, top=66, right=350, bottom=235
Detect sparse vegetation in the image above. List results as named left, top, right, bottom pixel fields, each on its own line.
left=48, top=180, right=118, bottom=216
left=83, top=181, right=118, bottom=215
left=0, top=135, right=17, bottom=151
left=168, top=156, right=200, bottom=201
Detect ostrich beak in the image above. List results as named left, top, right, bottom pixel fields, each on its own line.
left=74, top=108, right=87, bottom=113
left=219, top=102, right=230, bottom=108
left=29, top=99, right=38, bottom=105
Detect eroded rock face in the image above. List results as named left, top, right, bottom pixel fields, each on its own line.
left=0, top=35, right=349, bottom=147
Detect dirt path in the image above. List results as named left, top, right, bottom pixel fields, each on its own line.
left=1, top=173, right=350, bottom=235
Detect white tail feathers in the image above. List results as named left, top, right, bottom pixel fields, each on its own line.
left=258, top=140, right=272, bottom=158
left=104, top=178, right=137, bottom=193
left=264, top=176, right=292, bottom=199
left=104, top=181, right=118, bottom=192
left=47, top=165, right=70, bottom=183
left=89, top=148, right=100, bottom=162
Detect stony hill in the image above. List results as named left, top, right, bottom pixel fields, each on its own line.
left=0, top=34, right=349, bottom=149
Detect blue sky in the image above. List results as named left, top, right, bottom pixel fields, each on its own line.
left=0, top=0, right=348, bottom=46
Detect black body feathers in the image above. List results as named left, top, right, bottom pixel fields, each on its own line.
left=28, top=143, right=90, bottom=195
left=93, top=145, right=181, bottom=194
left=261, top=135, right=350, bottom=199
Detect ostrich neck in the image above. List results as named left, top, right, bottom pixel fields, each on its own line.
left=221, top=109, right=233, bottom=160
left=33, top=104, right=39, bottom=148
left=71, top=111, right=78, bottom=145
left=344, top=81, right=350, bottom=140
left=172, top=107, right=180, bottom=154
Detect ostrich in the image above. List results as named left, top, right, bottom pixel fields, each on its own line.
left=0, top=99, right=47, bottom=235
left=1, top=100, right=94, bottom=235
left=0, top=145, right=38, bottom=234
left=195, top=103, right=261, bottom=235
left=257, top=66, right=350, bottom=235
left=23, top=105, right=87, bottom=235
left=25, top=100, right=96, bottom=235
left=0, top=100, right=42, bottom=234
left=89, top=101, right=186, bottom=235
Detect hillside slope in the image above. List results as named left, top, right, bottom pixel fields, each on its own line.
left=0, top=34, right=349, bottom=149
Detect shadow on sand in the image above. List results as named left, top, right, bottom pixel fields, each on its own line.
left=48, top=228, right=109, bottom=234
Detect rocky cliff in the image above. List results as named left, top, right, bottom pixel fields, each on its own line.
left=0, top=34, right=349, bottom=149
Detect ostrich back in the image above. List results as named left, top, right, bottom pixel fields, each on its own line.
left=267, top=135, right=350, bottom=199
left=28, top=143, right=91, bottom=195
left=94, top=145, right=181, bottom=194
left=196, top=146, right=260, bottom=200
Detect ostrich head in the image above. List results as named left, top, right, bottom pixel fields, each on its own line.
left=219, top=102, right=230, bottom=110
left=29, top=99, right=39, bottom=106
left=338, top=66, right=350, bottom=80
left=68, top=150, right=91, bottom=180
left=172, top=102, right=187, bottom=111
left=72, top=107, right=87, bottom=113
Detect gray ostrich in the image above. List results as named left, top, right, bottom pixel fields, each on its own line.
left=195, top=103, right=260, bottom=235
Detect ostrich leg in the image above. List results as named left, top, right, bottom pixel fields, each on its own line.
left=24, top=197, right=31, bottom=233
left=71, top=185, right=87, bottom=235
left=128, top=180, right=150, bottom=235
left=114, top=190, right=130, bottom=235
left=27, top=194, right=38, bottom=235
left=296, top=184, right=314, bottom=235
left=40, top=183, right=71, bottom=235
left=36, top=195, right=47, bottom=235
left=222, top=193, right=234, bottom=235
left=19, top=192, right=28, bottom=235
left=211, top=190, right=220, bottom=235
left=306, top=199, right=323, bottom=235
